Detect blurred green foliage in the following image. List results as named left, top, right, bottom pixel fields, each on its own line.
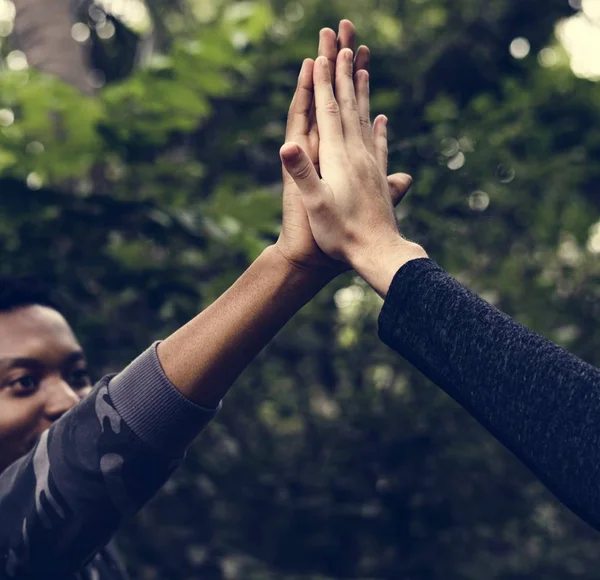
left=2, top=0, right=600, bottom=578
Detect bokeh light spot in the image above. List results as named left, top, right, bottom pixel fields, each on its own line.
left=96, top=20, right=115, bottom=39
left=334, top=285, right=365, bottom=311
left=469, top=191, right=490, bottom=211
left=6, top=50, right=28, bottom=71
left=71, top=22, right=90, bottom=42
left=26, top=141, right=44, bottom=154
left=447, top=152, right=466, bottom=170
left=270, top=20, right=292, bottom=42
left=284, top=2, right=304, bottom=22
left=0, top=108, right=14, bottom=127
left=0, top=0, right=15, bottom=21
left=496, top=164, right=516, bottom=183
left=538, top=47, right=559, bottom=67
left=558, top=236, right=582, bottom=266
left=510, top=37, right=531, bottom=59
left=26, top=172, right=43, bottom=190
left=582, top=0, right=600, bottom=20
left=440, top=137, right=459, bottom=157
left=587, top=221, right=600, bottom=253
left=95, top=0, right=150, bottom=33
left=88, top=4, right=106, bottom=22
left=557, top=8, right=600, bottom=80
left=231, top=31, right=248, bottom=49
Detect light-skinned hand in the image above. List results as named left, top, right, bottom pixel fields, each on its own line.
left=274, top=21, right=414, bottom=279
left=279, top=49, right=428, bottom=296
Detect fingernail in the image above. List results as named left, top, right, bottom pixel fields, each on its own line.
left=382, top=116, right=388, bottom=126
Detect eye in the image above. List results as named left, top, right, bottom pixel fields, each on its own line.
left=69, top=368, right=92, bottom=389
left=9, top=375, right=40, bottom=395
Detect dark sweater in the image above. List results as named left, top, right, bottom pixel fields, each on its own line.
left=0, top=343, right=218, bottom=579
left=378, top=258, right=600, bottom=532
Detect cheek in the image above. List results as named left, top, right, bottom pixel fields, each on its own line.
left=0, top=395, right=46, bottom=468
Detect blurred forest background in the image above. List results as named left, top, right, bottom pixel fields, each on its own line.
left=2, top=0, right=600, bottom=578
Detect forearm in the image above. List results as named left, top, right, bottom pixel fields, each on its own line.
left=377, top=256, right=600, bottom=531
left=157, top=244, right=332, bottom=408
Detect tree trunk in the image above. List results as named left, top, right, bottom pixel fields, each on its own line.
left=12, top=0, right=95, bottom=95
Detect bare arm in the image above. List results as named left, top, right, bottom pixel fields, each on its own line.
left=157, top=19, right=412, bottom=408
left=156, top=245, right=330, bottom=408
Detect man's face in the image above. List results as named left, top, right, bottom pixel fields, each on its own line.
left=0, top=305, right=92, bottom=473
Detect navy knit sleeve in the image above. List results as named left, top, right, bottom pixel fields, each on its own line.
left=0, top=343, right=218, bottom=579
left=378, top=258, right=600, bottom=531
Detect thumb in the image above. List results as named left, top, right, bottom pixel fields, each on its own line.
left=280, top=143, right=321, bottom=197
left=387, top=173, right=413, bottom=207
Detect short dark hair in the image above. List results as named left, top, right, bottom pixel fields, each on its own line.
left=0, top=276, right=60, bottom=314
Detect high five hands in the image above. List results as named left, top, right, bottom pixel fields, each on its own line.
left=275, top=20, right=428, bottom=296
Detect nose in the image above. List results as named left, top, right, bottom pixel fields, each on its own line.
left=44, top=378, right=81, bottom=422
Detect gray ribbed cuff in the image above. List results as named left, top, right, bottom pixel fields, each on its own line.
left=108, top=341, right=221, bottom=457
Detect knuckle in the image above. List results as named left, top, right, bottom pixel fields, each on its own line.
left=312, top=196, right=329, bottom=214
left=359, top=116, right=371, bottom=131
left=322, top=98, right=340, bottom=116
left=295, top=161, right=314, bottom=181
left=350, top=146, right=370, bottom=164
left=294, top=109, right=310, bottom=123
left=340, top=96, right=358, bottom=112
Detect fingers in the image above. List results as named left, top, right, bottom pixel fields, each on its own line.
left=309, top=22, right=369, bottom=152
left=309, top=22, right=364, bottom=135
left=354, top=45, right=370, bottom=73
left=308, top=27, right=338, bottom=135
left=313, top=56, right=344, bottom=155
left=285, top=59, right=315, bottom=141
left=319, top=27, right=338, bottom=82
left=373, top=115, right=389, bottom=175
left=337, top=19, right=356, bottom=54
left=354, top=69, right=373, bottom=153
left=280, top=142, right=323, bottom=198
left=335, top=49, right=363, bottom=142
left=387, top=173, right=413, bottom=207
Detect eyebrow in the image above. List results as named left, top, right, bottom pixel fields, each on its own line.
left=0, top=351, right=86, bottom=372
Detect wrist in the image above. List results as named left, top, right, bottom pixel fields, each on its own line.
left=267, top=244, right=340, bottom=287
left=350, top=237, right=428, bottom=299
left=263, top=245, right=335, bottom=293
